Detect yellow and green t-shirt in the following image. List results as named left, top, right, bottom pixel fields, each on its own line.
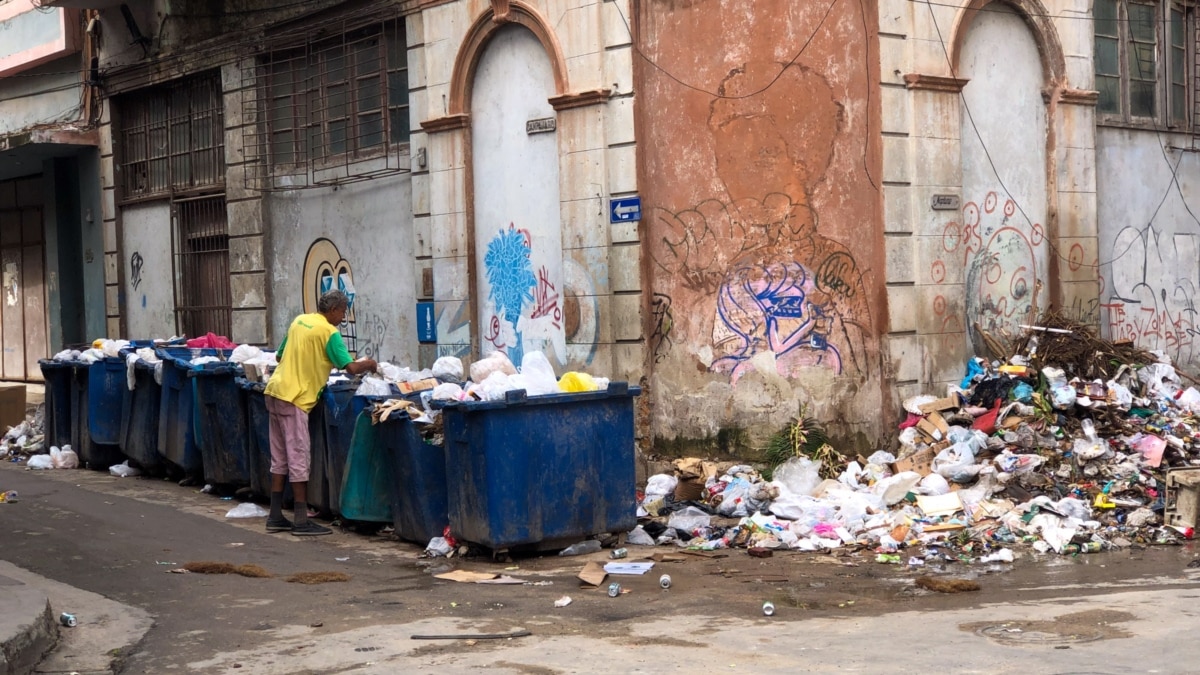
left=264, top=312, right=353, bottom=413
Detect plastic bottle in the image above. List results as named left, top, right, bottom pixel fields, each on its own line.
left=558, top=540, right=602, bottom=557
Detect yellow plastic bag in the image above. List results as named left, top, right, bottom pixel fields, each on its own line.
left=558, top=371, right=599, bottom=392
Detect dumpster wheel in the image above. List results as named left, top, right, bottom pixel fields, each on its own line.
left=491, top=548, right=512, bottom=564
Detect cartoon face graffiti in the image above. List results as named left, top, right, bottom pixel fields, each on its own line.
left=303, top=238, right=358, bottom=355
left=712, top=260, right=841, bottom=382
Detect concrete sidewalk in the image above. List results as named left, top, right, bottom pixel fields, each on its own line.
left=0, top=572, right=56, bottom=675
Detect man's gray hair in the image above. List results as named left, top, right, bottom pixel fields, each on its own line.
left=318, top=289, right=350, bottom=313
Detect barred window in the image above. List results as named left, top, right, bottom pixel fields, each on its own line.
left=264, top=19, right=409, bottom=168
left=116, top=72, right=224, bottom=201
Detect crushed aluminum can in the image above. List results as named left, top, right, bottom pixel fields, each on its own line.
left=607, top=582, right=621, bottom=598
left=762, top=601, right=775, bottom=617
left=659, top=574, right=672, bottom=589
left=610, top=548, right=628, bottom=560
left=60, top=612, right=77, bottom=627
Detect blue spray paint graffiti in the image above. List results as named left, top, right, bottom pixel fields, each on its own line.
left=484, top=225, right=536, bottom=365
left=712, top=260, right=842, bottom=381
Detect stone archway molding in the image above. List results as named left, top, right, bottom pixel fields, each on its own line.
left=947, top=0, right=1067, bottom=87
left=449, top=1, right=569, bottom=116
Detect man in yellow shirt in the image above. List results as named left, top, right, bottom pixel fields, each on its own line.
left=264, top=290, right=377, bottom=535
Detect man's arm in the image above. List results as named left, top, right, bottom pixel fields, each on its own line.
left=326, top=332, right=377, bottom=376
left=274, top=335, right=287, bottom=364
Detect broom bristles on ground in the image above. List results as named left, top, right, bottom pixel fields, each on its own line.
left=285, top=572, right=351, bottom=584
left=915, top=576, right=981, bottom=593
left=182, top=561, right=274, bottom=578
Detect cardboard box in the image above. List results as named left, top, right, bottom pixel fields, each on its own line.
left=674, top=478, right=705, bottom=502
left=927, top=411, right=950, bottom=436
left=916, top=418, right=943, bottom=441
left=398, top=378, right=439, bottom=395
left=243, top=364, right=262, bottom=383
left=891, top=445, right=938, bottom=477
left=918, top=396, right=959, bottom=414
left=0, top=383, right=25, bottom=431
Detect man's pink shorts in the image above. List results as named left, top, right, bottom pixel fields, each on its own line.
left=265, top=395, right=309, bottom=482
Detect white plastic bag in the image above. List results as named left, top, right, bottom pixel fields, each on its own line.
left=472, top=371, right=515, bottom=401
left=1106, top=379, right=1133, bottom=410
left=469, top=351, right=517, bottom=383
left=518, top=351, right=561, bottom=396
left=355, top=376, right=392, bottom=397
left=715, top=478, right=753, bottom=517
left=50, top=446, right=78, bottom=469
left=230, top=344, right=263, bottom=364
left=126, top=353, right=139, bottom=391
left=431, top=382, right=465, bottom=401
left=667, top=506, right=712, bottom=535
left=109, top=460, right=142, bottom=477
left=431, top=356, right=464, bottom=383
left=425, top=537, right=454, bottom=557
left=627, top=525, right=656, bottom=546
left=873, top=471, right=921, bottom=505
left=932, top=442, right=980, bottom=483
left=225, top=502, right=269, bottom=518
left=917, top=472, right=951, bottom=496
left=27, top=454, right=52, bottom=470
left=772, top=456, right=821, bottom=497
left=643, top=474, right=678, bottom=503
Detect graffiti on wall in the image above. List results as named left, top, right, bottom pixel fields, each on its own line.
left=480, top=224, right=599, bottom=367
left=303, top=238, right=358, bottom=355
left=648, top=63, right=871, bottom=384
left=650, top=293, right=674, bottom=364
left=930, top=192, right=1044, bottom=350
left=1103, top=226, right=1200, bottom=366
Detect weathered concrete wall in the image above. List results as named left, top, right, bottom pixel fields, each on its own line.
left=0, top=56, right=81, bottom=136
left=637, top=0, right=886, bottom=454
left=265, top=169, right=417, bottom=365
left=957, top=5, right=1049, bottom=353
left=1097, top=128, right=1200, bottom=371
left=119, top=200, right=176, bottom=339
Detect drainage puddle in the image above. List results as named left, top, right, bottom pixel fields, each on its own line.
left=962, top=609, right=1134, bottom=647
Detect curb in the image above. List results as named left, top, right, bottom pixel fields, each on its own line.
left=0, top=577, right=58, bottom=675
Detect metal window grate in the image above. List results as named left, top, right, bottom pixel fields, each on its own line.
left=242, top=16, right=410, bottom=191
left=172, top=196, right=231, bottom=338
left=117, top=72, right=224, bottom=202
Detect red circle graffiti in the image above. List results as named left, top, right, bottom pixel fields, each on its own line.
left=943, top=315, right=964, bottom=333
left=963, top=203, right=980, bottom=228
left=986, top=260, right=1003, bottom=285
left=1098, top=273, right=1106, bottom=295
left=1010, top=266, right=1029, bottom=301
left=1068, top=243, right=1084, bottom=271
left=1003, top=199, right=1016, bottom=217
left=942, top=222, right=961, bottom=252
left=984, top=192, right=998, bottom=214
left=1031, top=222, right=1044, bottom=246
left=931, top=260, right=947, bottom=284
left=933, top=294, right=947, bottom=315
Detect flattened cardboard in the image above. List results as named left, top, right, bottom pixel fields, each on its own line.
left=918, top=396, right=959, bottom=414
left=577, top=561, right=607, bottom=587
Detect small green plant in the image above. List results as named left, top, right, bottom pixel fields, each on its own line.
left=763, top=406, right=841, bottom=478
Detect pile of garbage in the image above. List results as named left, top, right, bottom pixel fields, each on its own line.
left=0, top=409, right=45, bottom=462
left=635, top=313, right=1200, bottom=562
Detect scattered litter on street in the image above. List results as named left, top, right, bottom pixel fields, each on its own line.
left=410, top=630, right=532, bottom=641
left=553, top=596, right=572, bottom=608
left=225, top=503, right=269, bottom=519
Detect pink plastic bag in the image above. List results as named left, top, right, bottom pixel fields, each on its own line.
left=186, top=333, right=237, bottom=349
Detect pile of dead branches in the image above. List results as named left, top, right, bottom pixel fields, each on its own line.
left=1001, top=310, right=1156, bottom=380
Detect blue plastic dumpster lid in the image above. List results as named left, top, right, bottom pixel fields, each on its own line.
left=436, top=381, right=640, bottom=411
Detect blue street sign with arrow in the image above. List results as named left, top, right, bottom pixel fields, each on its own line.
left=610, top=196, right=642, bottom=223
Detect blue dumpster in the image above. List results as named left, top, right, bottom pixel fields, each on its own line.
left=240, top=378, right=274, bottom=497
left=38, top=360, right=73, bottom=449
left=119, top=357, right=164, bottom=472
left=87, top=358, right=127, bottom=446
left=69, top=361, right=124, bottom=470
left=439, top=383, right=640, bottom=551
left=191, top=362, right=251, bottom=487
left=376, top=407, right=448, bottom=543
left=319, top=382, right=394, bottom=516
left=156, top=347, right=229, bottom=476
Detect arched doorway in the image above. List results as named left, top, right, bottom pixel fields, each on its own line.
left=470, top=24, right=565, bottom=367
left=958, top=3, right=1049, bottom=352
